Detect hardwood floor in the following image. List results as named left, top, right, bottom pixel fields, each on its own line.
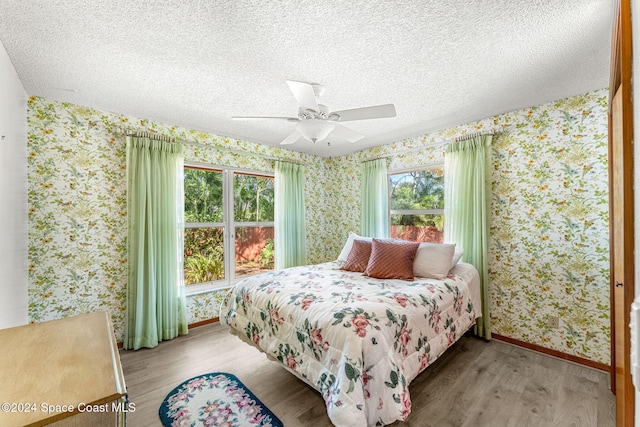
left=119, top=322, right=616, bottom=426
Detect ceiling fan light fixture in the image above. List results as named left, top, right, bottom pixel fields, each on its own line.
left=297, top=119, right=335, bottom=144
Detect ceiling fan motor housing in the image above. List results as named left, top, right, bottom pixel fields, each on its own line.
left=298, top=104, right=339, bottom=121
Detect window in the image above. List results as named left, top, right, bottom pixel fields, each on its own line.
left=183, top=165, right=274, bottom=291
left=233, top=172, right=275, bottom=277
left=389, top=166, right=444, bottom=243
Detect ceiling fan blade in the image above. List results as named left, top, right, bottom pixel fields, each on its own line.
left=286, top=80, right=319, bottom=112
left=232, top=116, right=299, bottom=122
left=330, top=123, right=365, bottom=143
left=331, top=104, right=396, bottom=122
left=280, top=130, right=304, bottom=145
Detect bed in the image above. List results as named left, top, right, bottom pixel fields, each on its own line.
left=220, top=237, right=481, bottom=426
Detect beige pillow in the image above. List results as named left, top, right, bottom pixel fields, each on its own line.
left=341, top=239, right=372, bottom=272
left=338, top=232, right=373, bottom=262
left=450, top=248, right=464, bottom=270
left=413, top=243, right=456, bottom=279
left=364, top=239, right=420, bottom=281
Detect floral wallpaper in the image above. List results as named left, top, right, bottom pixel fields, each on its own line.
left=327, top=89, right=610, bottom=364
left=26, top=97, right=329, bottom=340
left=27, top=88, right=610, bottom=364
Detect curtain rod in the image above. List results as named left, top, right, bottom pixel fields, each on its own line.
left=454, top=130, right=496, bottom=142
left=361, top=128, right=504, bottom=163
left=361, top=141, right=447, bottom=163
left=129, top=130, right=175, bottom=143
left=115, top=129, right=305, bottom=165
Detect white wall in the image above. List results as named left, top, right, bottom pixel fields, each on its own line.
left=0, top=40, right=28, bottom=328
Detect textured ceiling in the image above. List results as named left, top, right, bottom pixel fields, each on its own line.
left=0, top=0, right=612, bottom=157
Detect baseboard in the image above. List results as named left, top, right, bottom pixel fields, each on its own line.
left=117, top=317, right=220, bottom=349
left=188, top=317, right=219, bottom=328
left=492, top=333, right=610, bottom=372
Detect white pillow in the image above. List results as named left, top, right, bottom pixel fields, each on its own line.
left=413, top=242, right=456, bottom=279
left=450, top=248, right=464, bottom=270
left=338, top=232, right=373, bottom=262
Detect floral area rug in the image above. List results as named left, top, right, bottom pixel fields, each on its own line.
left=159, top=372, right=283, bottom=427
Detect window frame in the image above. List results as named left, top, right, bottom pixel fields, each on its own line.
left=388, top=163, right=445, bottom=240
left=184, top=161, right=274, bottom=294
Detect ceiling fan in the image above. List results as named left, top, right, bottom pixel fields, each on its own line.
left=232, top=80, right=397, bottom=145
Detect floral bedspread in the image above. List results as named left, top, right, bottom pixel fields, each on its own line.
left=220, top=262, right=480, bottom=427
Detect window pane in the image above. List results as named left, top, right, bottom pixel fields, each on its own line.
left=391, top=214, right=444, bottom=243
left=389, top=168, right=444, bottom=210
left=184, top=168, right=223, bottom=222
left=184, top=227, right=225, bottom=285
left=234, top=173, right=274, bottom=222
left=235, top=226, right=274, bottom=277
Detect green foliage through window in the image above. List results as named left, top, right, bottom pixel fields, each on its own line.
left=389, top=168, right=444, bottom=229
left=234, top=174, right=274, bottom=222
left=259, top=238, right=275, bottom=269
left=183, top=227, right=225, bottom=285
left=183, top=166, right=275, bottom=286
left=184, top=168, right=223, bottom=223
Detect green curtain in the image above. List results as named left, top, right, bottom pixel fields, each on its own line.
left=274, top=161, right=307, bottom=269
left=361, top=158, right=389, bottom=238
left=444, top=135, right=492, bottom=340
left=124, top=136, right=188, bottom=350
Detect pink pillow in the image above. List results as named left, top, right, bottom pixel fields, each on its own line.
left=341, top=239, right=372, bottom=272
left=364, top=239, right=420, bottom=281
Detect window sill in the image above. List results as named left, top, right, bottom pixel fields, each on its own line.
left=184, top=271, right=273, bottom=296
left=185, top=282, right=231, bottom=296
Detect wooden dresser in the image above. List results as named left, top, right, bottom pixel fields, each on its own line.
left=0, top=311, right=127, bottom=426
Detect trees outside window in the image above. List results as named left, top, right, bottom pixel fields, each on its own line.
left=389, top=166, right=444, bottom=242
left=183, top=166, right=274, bottom=289
left=233, top=172, right=274, bottom=277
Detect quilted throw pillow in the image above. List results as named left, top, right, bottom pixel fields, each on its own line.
left=364, top=239, right=420, bottom=281
left=341, top=239, right=372, bottom=272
